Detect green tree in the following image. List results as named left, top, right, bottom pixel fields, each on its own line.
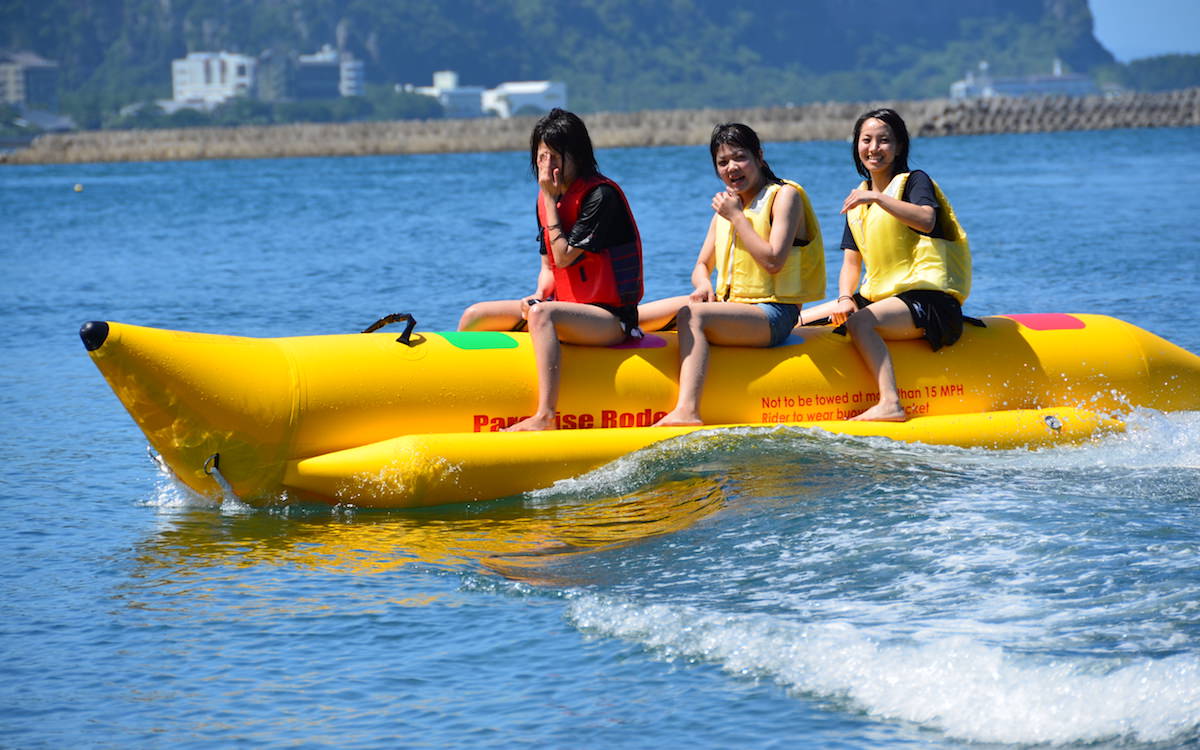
left=2, top=0, right=1129, bottom=127
left=365, top=85, right=443, bottom=120
left=212, top=96, right=274, bottom=125
left=166, top=107, right=212, bottom=127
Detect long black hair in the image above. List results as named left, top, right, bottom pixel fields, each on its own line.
left=709, top=123, right=781, bottom=184
left=851, top=108, right=911, bottom=180
left=529, top=108, right=598, bottom=179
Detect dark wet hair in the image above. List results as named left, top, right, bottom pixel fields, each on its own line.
left=709, top=123, right=780, bottom=184
left=529, top=108, right=598, bottom=179
left=851, top=108, right=911, bottom=180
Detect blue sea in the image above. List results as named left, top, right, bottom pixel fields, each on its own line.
left=3, top=126, right=1199, bottom=749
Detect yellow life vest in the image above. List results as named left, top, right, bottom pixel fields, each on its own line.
left=714, top=179, right=826, bottom=304
left=845, top=172, right=971, bottom=303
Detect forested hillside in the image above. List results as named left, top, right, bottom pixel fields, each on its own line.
left=0, top=0, right=1127, bottom=124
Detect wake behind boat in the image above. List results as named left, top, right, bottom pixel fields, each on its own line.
left=79, top=313, right=1200, bottom=508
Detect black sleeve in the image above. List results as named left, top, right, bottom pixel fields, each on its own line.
left=901, top=170, right=944, bottom=239
left=537, top=208, right=547, bottom=255
left=567, top=184, right=637, bottom=252
left=841, top=217, right=859, bottom=252
left=901, top=170, right=938, bottom=208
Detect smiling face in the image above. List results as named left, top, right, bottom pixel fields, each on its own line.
left=713, top=142, right=765, bottom=198
left=856, top=117, right=898, bottom=180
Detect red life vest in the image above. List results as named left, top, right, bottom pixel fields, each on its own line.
left=537, top=174, right=643, bottom=307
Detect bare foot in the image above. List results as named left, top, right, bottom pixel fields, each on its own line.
left=652, top=408, right=704, bottom=427
left=503, top=413, right=557, bottom=431
left=849, top=402, right=908, bottom=422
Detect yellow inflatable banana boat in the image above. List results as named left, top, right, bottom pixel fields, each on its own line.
left=79, top=313, right=1200, bottom=508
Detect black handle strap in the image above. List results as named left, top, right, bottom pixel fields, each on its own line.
left=361, top=313, right=418, bottom=346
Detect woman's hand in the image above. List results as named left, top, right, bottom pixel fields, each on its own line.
left=519, top=296, right=542, bottom=319
left=841, top=188, right=879, bottom=214
left=712, top=189, right=743, bottom=221
left=828, top=296, right=859, bottom=326
left=689, top=279, right=715, bottom=303
left=842, top=187, right=936, bottom=233
left=538, top=162, right=566, bottom=201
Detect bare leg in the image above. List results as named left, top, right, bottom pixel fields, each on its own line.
left=844, top=297, right=923, bottom=421
left=654, top=302, right=773, bottom=426
left=504, top=302, right=626, bottom=431
left=637, top=295, right=691, bottom=332
left=458, top=299, right=525, bottom=332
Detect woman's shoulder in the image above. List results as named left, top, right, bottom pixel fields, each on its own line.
left=901, top=170, right=938, bottom=205
left=580, top=179, right=620, bottom=204
left=773, top=179, right=806, bottom=199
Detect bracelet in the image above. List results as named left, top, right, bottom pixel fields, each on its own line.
left=838, top=295, right=854, bottom=302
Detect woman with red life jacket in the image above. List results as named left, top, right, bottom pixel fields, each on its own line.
left=457, top=108, right=644, bottom=432
left=650, top=123, right=826, bottom=427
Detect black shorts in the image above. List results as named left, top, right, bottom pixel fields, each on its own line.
left=853, top=290, right=965, bottom=351
left=593, top=303, right=643, bottom=339
left=898, top=290, right=964, bottom=351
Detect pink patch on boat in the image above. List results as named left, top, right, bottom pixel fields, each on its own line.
left=1004, top=313, right=1086, bottom=330
left=611, top=333, right=668, bottom=349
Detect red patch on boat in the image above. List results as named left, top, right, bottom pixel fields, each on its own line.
left=1003, top=313, right=1086, bottom=330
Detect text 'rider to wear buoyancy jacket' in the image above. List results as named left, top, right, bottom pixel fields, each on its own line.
left=844, top=171, right=971, bottom=303
left=538, top=173, right=644, bottom=307
left=713, top=179, right=826, bottom=304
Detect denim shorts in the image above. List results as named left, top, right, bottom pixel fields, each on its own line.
left=758, top=302, right=800, bottom=346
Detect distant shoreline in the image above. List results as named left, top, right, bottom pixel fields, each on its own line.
left=2, top=89, right=1197, bottom=165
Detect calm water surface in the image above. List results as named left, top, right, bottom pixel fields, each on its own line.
left=2, top=127, right=1199, bottom=748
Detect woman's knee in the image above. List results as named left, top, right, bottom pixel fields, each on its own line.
left=845, top=309, right=877, bottom=337
left=458, top=303, right=485, bottom=329
left=525, top=302, right=558, bottom=333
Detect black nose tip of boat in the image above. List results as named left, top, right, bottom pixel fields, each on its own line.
left=80, top=321, right=110, bottom=352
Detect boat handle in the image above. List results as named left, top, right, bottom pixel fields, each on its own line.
left=361, top=312, right=417, bottom=346
left=203, top=452, right=242, bottom=503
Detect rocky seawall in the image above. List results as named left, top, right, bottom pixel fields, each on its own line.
left=3, top=88, right=1197, bottom=165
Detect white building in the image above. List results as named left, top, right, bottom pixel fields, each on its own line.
left=0, top=51, right=60, bottom=111
left=409, top=71, right=568, bottom=118
left=340, top=56, right=365, bottom=97
left=950, top=59, right=1099, bottom=99
left=171, top=51, right=256, bottom=109
left=297, top=44, right=365, bottom=99
left=412, top=71, right=486, bottom=118
left=482, top=80, right=567, bottom=118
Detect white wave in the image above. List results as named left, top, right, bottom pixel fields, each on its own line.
left=985, top=409, right=1200, bottom=472
left=527, top=426, right=767, bottom=501
left=531, top=411, right=1200, bottom=505
left=142, top=451, right=256, bottom=515
left=567, top=594, right=1200, bottom=745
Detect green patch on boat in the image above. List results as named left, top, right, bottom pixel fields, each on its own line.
left=439, top=331, right=520, bottom=350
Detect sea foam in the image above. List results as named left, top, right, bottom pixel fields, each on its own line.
left=567, top=594, right=1200, bottom=744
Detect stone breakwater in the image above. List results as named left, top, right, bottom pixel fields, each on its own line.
left=3, top=88, right=1197, bottom=165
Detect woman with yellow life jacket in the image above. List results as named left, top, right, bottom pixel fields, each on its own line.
left=821, top=107, right=973, bottom=421
left=457, top=108, right=644, bottom=431
left=651, top=122, right=825, bottom=427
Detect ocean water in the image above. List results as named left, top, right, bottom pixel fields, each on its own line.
left=2, top=126, right=1199, bottom=749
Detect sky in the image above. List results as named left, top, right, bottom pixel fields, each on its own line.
left=1089, top=0, right=1200, bottom=61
